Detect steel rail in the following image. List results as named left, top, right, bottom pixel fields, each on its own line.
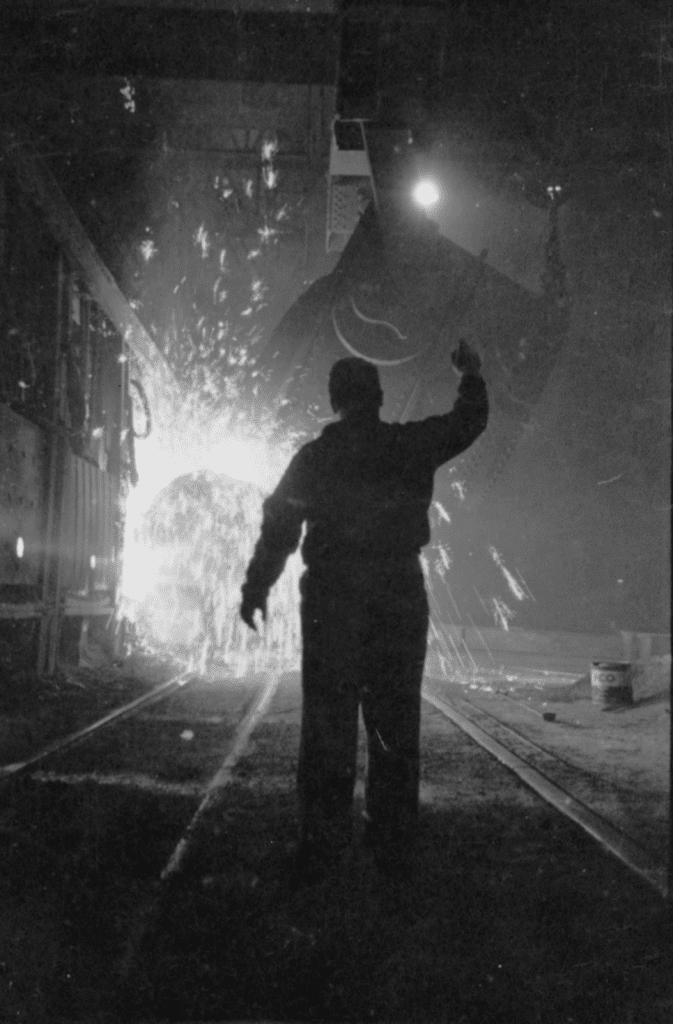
left=117, top=670, right=280, bottom=986
left=422, top=688, right=668, bottom=899
left=450, top=689, right=610, bottom=787
left=0, top=670, right=196, bottom=783
left=160, top=669, right=280, bottom=881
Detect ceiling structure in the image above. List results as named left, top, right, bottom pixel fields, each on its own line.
left=1, top=0, right=564, bottom=487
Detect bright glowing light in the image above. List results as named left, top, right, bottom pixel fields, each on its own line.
left=16, top=537, right=24, bottom=558
left=207, top=436, right=278, bottom=490
left=118, top=381, right=300, bottom=673
left=120, top=543, right=163, bottom=604
left=413, top=179, right=441, bottom=208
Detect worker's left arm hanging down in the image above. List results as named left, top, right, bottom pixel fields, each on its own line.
left=240, top=449, right=308, bottom=628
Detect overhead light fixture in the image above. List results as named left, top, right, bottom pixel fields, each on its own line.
left=412, top=179, right=440, bottom=208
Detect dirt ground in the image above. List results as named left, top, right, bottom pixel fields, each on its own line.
left=2, top=651, right=668, bottom=856
left=430, top=667, right=670, bottom=861
left=0, top=658, right=671, bottom=1023
left=0, top=653, right=177, bottom=765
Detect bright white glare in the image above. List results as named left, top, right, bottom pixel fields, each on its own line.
left=90, top=555, right=97, bottom=570
left=206, top=436, right=277, bottom=490
left=16, top=537, right=24, bottom=558
left=413, top=179, right=441, bottom=208
left=120, top=402, right=290, bottom=617
left=121, top=544, right=163, bottom=603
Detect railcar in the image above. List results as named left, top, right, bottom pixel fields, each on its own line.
left=0, top=123, right=161, bottom=675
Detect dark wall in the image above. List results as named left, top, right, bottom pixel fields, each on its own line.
left=441, top=170, right=671, bottom=636
left=0, top=8, right=339, bottom=84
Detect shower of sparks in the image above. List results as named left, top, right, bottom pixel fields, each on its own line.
left=195, top=224, right=211, bottom=258
left=120, top=371, right=303, bottom=674
left=451, top=480, right=466, bottom=501
left=262, top=165, right=278, bottom=190
left=514, top=567, right=537, bottom=602
left=492, top=597, right=515, bottom=631
left=434, top=500, right=451, bottom=524
left=140, top=239, right=157, bottom=262
left=441, top=576, right=463, bottom=622
left=214, top=175, right=235, bottom=200
left=261, top=136, right=279, bottom=163
left=489, top=545, right=526, bottom=601
left=597, top=473, right=623, bottom=485
left=472, top=586, right=489, bottom=617
left=258, top=224, right=278, bottom=244
left=434, top=544, right=452, bottom=576
left=251, top=278, right=266, bottom=305
left=120, top=79, right=136, bottom=113
left=467, top=614, right=498, bottom=667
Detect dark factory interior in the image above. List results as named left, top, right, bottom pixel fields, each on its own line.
left=0, top=2, right=671, bottom=1022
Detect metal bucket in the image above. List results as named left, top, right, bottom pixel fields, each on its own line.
left=590, top=661, right=632, bottom=707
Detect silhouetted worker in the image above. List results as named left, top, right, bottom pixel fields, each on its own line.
left=240, top=340, right=488, bottom=883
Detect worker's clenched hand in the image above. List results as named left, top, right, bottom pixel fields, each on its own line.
left=451, top=338, right=482, bottom=376
left=240, top=590, right=267, bottom=631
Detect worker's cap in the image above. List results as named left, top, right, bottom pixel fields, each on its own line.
left=328, top=357, right=383, bottom=413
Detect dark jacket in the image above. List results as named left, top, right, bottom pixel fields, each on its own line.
left=242, top=370, right=488, bottom=599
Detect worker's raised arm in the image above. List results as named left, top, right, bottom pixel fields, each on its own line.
left=404, top=339, right=488, bottom=469
left=240, top=449, right=308, bottom=629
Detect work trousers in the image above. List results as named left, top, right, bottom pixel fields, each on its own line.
left=297, top=557, right=429, bottom=859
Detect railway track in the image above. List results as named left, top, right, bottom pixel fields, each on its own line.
left=0, top=668, right=197, bottom=783
left=2, top=667, right=666, bottom=900
left=1, top=666, right=285, bottom=1010
left=422, top=685, right=668, bottom=898
left=1, top=665, right=669, bottom=1022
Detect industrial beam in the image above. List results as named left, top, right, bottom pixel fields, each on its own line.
left=0, top=119, right=177, bottom=400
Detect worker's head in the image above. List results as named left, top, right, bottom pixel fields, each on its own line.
left=328, top=357, right=383, bottom=417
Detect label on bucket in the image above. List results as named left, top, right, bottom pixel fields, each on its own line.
left=594, top=670, right=621, bottom=687
left=590, top=662, right=632, bottom=704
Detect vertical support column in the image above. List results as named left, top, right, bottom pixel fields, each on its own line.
left=37, top=253, right=67, bottom=674
left=112, top=333, right=128, bottom=657
left=308, top=85, right=327, bottom=170
left=669, top=656, right=672, bottom=912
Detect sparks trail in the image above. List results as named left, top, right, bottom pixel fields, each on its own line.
left=422, top=685, right=667, bottom=898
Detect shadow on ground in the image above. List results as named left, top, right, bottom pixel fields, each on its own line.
left=124, top=788, right=671, bottom=1024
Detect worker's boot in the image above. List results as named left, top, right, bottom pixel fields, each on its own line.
left=289, top=838, right=331, bottom=891
left=290, top=812, right=352, bottom=891
left=363, top=812, right=417, bottom=883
